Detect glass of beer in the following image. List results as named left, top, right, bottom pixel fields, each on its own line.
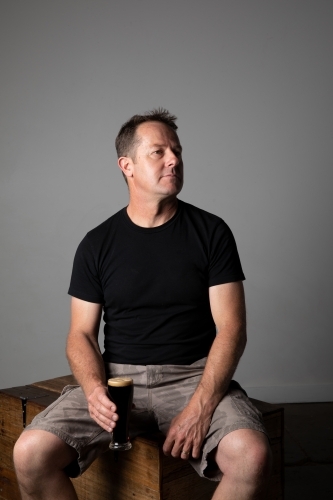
left=107, top=377, right=133, bottom=451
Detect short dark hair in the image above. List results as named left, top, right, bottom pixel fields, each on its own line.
left=115, top=108, right=178, bottom=159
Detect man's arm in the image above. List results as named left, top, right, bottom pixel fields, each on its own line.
left=66, top=296, right=118, bottom=432
left=162, top=281, right=246, bottom=459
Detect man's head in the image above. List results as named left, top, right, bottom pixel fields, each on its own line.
left=117, top=110, right=183, bottom=200
left=115, top=108, right=178, bottom=162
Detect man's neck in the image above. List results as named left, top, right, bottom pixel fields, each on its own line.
left=126, top=197, right=179, bottom=228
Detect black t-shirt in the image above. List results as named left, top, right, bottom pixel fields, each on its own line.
left=68, top=200, right=245, bottom=365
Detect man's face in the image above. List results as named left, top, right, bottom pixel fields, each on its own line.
left=126, top=121, right=184, bottom=199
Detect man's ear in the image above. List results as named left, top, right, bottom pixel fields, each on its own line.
left=118, top=156, right=134, bottom=179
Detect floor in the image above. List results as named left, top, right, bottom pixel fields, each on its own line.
left=282, top=402, right=333, bottom=499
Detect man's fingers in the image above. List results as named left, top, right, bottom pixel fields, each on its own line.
left=89, top=405, right=119, bottom=432
left=163, top=403, right=212, bottom=460
left=163, top=432, right=185, bottom=457
left=164, top=429, right=206, bottom=459
left=97, top=390, right=117, bottom=412
left=163, top=432, right=194, bottom=459
left=94, top=397, right=117, bottom=416
left=87, top=386, right=120, bottom=432
left=191, top=442, right=202, bottom=459
left=180, top=448, right=191, bottom=460
left=162, top=435, right=174, bottom=455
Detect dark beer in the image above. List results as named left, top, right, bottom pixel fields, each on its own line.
left=107, top=377, right=133, bottom=450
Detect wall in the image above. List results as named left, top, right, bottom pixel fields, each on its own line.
left=1, top=0, right=332, bottom=402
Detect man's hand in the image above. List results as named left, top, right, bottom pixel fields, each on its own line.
left=87, top=385, right=118, bottom=432
left=162, top=401, right=212, bottom=460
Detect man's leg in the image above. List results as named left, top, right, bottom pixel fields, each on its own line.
left=13, top=429, right=79, bottom=500
left=211, top=429, right=272, bottom=500
left=13, top=384, right=112, bottom=500
left=148, top=360, right=272, bottom=499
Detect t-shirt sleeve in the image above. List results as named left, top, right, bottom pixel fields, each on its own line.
left=68, top=235, right=104, bottom=304
left=208, top=221, right=245, bottom=287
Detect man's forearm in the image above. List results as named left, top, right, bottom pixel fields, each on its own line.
left=66, top=330, right=106, bottom=399
left=190, top=325, right=247, bottom=414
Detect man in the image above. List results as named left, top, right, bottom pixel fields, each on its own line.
left=14, top=109, right=271, bottom=499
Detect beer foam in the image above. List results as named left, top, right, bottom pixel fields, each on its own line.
left=107, top=377, right=133, bottom=387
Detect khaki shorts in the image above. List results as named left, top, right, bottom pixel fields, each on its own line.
left=25, top=358, right=267, bottom=481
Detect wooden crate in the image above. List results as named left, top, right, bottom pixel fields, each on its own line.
left=0, top=376, right=284, bottom=500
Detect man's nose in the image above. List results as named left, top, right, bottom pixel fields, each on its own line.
left=165, top=149, right=180, bottom=167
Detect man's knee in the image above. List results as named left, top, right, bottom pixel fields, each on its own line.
left=215, top=429, right=272, bottom=481
left=14, top=431, right=41, bottom=474
left=13, top=429, right=77, bottom=478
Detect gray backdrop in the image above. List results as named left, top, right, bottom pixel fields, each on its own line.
left=1, top=0, right=332, bottom=402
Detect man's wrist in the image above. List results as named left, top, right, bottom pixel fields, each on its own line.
left=191, top=384, right=223, bottom=415
left=78, top=376, right=106, bottom=400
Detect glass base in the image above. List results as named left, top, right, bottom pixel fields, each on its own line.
left=109, top=440, right=132, bottom=451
